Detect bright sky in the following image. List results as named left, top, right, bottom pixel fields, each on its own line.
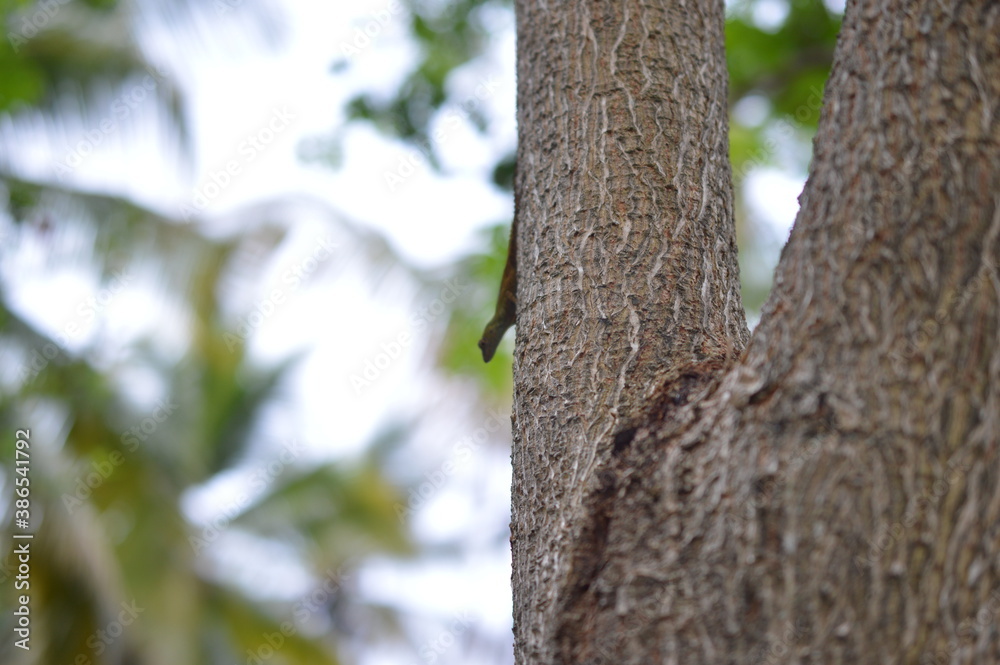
left=168, top=4, right=519, bottom=662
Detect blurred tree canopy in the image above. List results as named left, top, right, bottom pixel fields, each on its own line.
left=1, top=2, right=411, bottom=665
left=0, top=0, right=840, bottom=664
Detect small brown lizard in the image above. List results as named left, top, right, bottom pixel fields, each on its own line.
left=478, top=202, right=518, bottom=363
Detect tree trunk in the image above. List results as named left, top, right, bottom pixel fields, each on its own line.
left=511, top=0, right=1000, bottom=663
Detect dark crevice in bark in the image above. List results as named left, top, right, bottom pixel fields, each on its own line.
left=555, top=356, right=736, bottom=663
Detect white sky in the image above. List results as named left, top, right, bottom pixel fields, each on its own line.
left=167, top=4, right=519, bottom=662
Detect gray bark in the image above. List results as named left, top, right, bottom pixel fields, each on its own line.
left=511, top=0, right=1000, bottom=663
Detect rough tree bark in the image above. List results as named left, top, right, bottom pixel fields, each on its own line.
left=510, top=0, right=1000, bottom=663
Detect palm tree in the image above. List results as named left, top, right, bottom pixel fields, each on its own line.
left=1, top=3, right=412, bottom=664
